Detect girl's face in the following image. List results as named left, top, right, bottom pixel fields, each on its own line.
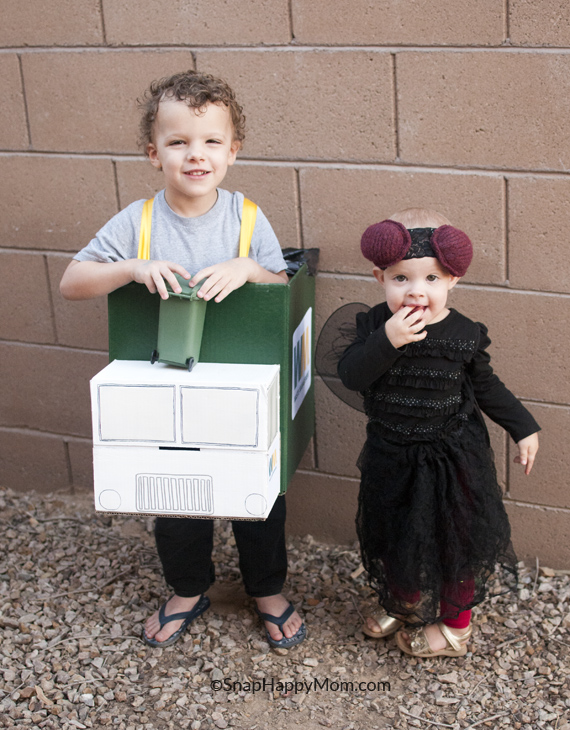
left=374, top=257, right=460, bottom=325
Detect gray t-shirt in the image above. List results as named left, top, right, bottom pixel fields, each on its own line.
left=74, top=188, right=287, bottom=276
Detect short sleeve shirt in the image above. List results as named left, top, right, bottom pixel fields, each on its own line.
left=74, top=188, right=287, bottom=276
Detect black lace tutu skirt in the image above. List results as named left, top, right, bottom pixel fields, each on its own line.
left=357, top=415, right=517, bottom=625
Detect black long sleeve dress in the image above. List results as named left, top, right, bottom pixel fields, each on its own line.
left=338, top=303, right=540, bottom=625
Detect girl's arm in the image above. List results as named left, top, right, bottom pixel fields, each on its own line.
left=514, top=433, right=539, bottom=475
left=338, top=306, right=405, bottom=391
left=467, top=323, right=541, bottom=445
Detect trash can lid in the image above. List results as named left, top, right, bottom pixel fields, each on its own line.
left=165, top=273, right=205, bottom=301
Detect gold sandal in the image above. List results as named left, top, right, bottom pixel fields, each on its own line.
left=395, top=622, right=472, bottom=657
left=362, top=611, right=403, bottom=639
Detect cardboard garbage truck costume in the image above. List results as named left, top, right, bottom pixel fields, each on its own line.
left=90, top=197, right=316, bottom=520
left=91, top=361, right=281, bottom=519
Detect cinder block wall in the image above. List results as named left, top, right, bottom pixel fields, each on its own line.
left=2, top=1, right=569, bottom=566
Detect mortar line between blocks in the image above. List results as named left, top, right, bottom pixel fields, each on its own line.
left=504, top=430, right=512, bottom=499
left=504, top=176, right=510, bottom=282
left=294, top=167, right=305, bottom=249
left=391, top=52, right=400, bottom=160
left=43, top=254, right=59, bottom=345
left=17, top=54, right=33, bottom=149
left=98, top=0, right=108, bottom=45
left=503, top=499, right=570, bottom=515
left=4, top=151, right=570, bottom=180
left=318, top=271, right=570, bottom=299
left=287, top=0, right=296, bottom=42
left=0, top=424, right=92, bottom=441
left=0, top=338, right=108, bottom=355
left=111, top=160, right=121, bottom=211
left=6, top=45, right=570, bottom=54
left=63, top=439, right=75, bottom=492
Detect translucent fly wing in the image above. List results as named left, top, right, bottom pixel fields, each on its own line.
left=315, top=303, right=370, bottom=413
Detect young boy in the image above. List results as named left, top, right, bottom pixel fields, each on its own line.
left=60, top=70, right=305, bottom=649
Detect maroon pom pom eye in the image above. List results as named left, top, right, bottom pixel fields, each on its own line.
left=360, top=220, right=411, bottom=269
left=431, top=225, right=473, bottom=277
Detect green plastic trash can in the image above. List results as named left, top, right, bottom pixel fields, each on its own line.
left=107, top=263, right=315, bottom=494
left=151, top=274, right=207, bottom=371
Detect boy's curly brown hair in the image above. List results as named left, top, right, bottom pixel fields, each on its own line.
left=138, top=70, right=246, bottom=151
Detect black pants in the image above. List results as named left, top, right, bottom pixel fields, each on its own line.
left=154, top=496, right=287, bottom=598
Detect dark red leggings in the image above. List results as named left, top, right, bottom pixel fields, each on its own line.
left=392, top=578, right=474, bottom=629
left=440, top=578, right=474, bottom=628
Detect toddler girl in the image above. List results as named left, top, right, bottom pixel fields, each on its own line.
left=337, top=208, right=540, bottom=657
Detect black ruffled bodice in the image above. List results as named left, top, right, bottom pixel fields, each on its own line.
left=339, top=303, right=540, bottom=444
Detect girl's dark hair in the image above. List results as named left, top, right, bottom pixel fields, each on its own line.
left=138, top=70, right=246, bottom=151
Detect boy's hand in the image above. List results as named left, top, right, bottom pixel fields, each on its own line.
left=384, top=306, right=428, bottom=349
left=189, top=258, right=258, bottom=303
left=514, top=432, right=539, bottom=475
left=130, top=260, right=191, bottom=300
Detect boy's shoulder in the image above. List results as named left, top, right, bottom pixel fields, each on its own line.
left=215, top=187, right=245, bottom=211
left=118, top=195, right=150, bottom=217
left=98, top=195, right=150, bottom=234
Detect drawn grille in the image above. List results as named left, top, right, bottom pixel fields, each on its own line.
left=135, top=474, right=214, bottom=514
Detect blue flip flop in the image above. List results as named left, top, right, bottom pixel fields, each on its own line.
left=256, top=601, right=306, bottom=649
left=143, top=594, right=210, bottom=648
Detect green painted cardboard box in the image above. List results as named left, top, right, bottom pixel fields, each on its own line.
left=107, top=264, right=315, bottom=494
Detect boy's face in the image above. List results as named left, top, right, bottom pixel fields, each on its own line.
left=147, top=98, right=240, bottom=217
left=374, top=257, right=459, bottom=326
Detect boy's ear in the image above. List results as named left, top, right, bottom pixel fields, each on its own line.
left=147, top=143, right=162, bottom=170
left=227, top=139, right=241, bottom=166
left=372, top=266, right=385, bottom=285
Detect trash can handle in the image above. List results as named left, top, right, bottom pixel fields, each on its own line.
left=136, top=197, right=257, bottom=261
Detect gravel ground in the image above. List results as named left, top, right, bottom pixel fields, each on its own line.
left=1, top=486, right=570, bottom=730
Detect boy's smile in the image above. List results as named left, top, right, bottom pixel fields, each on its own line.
left=147, top=98, right=240, bottom=218
left=374, top=257, right=460, bottom=326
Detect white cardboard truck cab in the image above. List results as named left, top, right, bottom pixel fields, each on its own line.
left=90, top=361, right=280, bottom=519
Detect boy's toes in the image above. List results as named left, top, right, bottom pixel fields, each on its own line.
left=143, top=612, right=161, bottom=641
left=266, top=624, right=284, bottom=642
left=143, top=595, right=200, bottom=644
left=281, top=609, right=303, bottom=639
left=153, top=623, right=182, bottom=643
left=255, top=594, right=304, bottom=642
left=144, top=609, right=184, bottom=643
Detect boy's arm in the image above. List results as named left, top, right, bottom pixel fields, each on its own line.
left=189, top=258, right=287, bottom=303
left=60, top=259, right=191, bottom=301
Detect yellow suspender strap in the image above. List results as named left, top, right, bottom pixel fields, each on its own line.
left=239, top=198, right=257, bottom=258
left=137, top=198, right=154, bottom=260
left=137, top=196, right=257, bottom=260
